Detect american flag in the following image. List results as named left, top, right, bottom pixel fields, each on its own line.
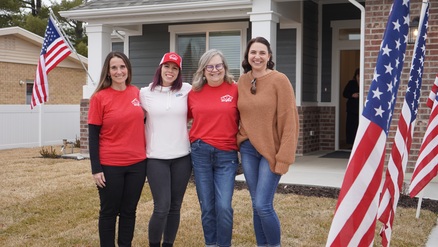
left=326, top=0, right=409, bottom=246
left=31, top=16, right=72, bottom=109
left=377, top=2, right=429, bottom=246
left=426, top=75, right=438, bottom=109
left=408, top=77, right=438, bottom=197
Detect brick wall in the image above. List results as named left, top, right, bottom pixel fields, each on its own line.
left=297, top=106, right=335, bottom=154
left=319, top=106, right=336, bottom=151
left=365, top=0, right=437, bottom=172
left=0, top=62, right=85, bottom=105
left=80, top=99, right=90, bottom=154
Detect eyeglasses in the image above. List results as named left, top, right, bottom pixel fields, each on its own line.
left=250, top=78, right=257, bottom=95
left=205, top=63, right=224, bottom=72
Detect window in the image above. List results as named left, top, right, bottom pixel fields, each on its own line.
left=26, top=80, right=34, bottom=105
left=170, top=22, right=248, bottom=83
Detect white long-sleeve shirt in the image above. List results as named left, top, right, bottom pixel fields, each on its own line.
left=140, top=83, right=191, bottom=159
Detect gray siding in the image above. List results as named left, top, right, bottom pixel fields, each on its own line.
left=302, top=0, right=318, bottom=102
left=277, top=28, right=297, bottom=91
left=129, top=24, right=170, bottom=88
left=112, top=42, right=124, bottom=53
left=321, top=3, right=362, bottom=102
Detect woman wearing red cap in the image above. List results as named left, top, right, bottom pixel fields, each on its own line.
left=139, top=52, right=192, bottom=247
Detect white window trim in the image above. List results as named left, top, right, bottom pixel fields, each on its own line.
left=169, top=22, right=249, bottom=74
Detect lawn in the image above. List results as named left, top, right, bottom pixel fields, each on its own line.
left=0, top=146, right=436, bottom=246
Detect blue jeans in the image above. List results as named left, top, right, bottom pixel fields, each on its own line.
left=191, top=139, right=238, bottom=247
left=240, top=140, right=281, bottom=247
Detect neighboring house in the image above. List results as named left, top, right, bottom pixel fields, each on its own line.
left=0, top=26, right=87, bottom=105
left=0, top=26, right=88, bottom=150
left=60, top=0, right=437, bottom=172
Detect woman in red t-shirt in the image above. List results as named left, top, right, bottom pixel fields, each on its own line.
left=188, top=49, right=239, bottom=247
left=88, top=51, right=147, bottom=247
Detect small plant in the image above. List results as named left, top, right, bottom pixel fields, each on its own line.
left=39, top=146, right=59, bottom=158
left=74, top=135, right=81, bottom=148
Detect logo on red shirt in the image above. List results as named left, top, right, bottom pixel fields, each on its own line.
left=131, top=98, right=140, bottom=106
left=221, top=95, right=233, bottom=103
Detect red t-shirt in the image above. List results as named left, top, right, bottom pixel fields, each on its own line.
left=188, top=82, right=239, bottom=151
left=88, top=85, right=146, bottom=166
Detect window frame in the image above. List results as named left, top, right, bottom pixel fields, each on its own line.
left=169, top=22, right=249, bottom=76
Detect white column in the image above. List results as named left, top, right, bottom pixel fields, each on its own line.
left=83, top=24, right=112, bottom=99
left=248, top=0, right=280, bottom=63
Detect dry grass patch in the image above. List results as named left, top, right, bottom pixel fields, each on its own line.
left=0, top=146, right=436, bottom=246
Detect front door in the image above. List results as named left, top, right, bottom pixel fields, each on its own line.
left=331, top=19, right=360, bottom=150
left=339, top=50, right=360, bottom=150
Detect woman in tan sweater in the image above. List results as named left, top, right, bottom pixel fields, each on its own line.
left=237, top=37, right=299, bottom=247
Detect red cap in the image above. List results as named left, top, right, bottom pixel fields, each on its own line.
left=159, top=52, right=182, bottom=69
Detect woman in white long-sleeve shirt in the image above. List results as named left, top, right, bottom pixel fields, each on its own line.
left=139, top=52, right=192, bottom=247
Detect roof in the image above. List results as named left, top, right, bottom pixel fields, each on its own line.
left=60, top=0, right=253, bottom=29
left=71, top=0, right=214, bottom=10
left=0, top=27, right=88, bottom=64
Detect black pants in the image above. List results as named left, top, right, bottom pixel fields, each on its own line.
left=346, top=113, right=359, bottom=145
left=147, top=155, right=192, bottom=245
left=98, top=160, right=147, bottom=247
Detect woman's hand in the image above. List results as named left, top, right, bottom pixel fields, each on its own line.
left=93, top=172, right=106, bottom=188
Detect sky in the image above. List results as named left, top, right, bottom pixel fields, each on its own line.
left=42, top=0, right=61, bottom=7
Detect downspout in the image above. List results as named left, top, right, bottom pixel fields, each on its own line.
left=349, top=0, right=365, bottom=114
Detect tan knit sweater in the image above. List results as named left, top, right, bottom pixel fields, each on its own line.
left=237, top=70, right=299, bottom=175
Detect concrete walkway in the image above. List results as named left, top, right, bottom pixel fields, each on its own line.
left=235, top=150, right=438, bottom=246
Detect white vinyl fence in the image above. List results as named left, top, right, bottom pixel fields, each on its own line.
left=0, top=105, right=80, bottom=150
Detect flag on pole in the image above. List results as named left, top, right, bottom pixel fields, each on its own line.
left=31, top=15, right=72, bottom=109
left=427, top=75, right=438, bottom=109
left=326, top=0, right=409, bottom=246
left=377, top=2, right=429, bottom=246
left=409, top=79, right=438, bottom=197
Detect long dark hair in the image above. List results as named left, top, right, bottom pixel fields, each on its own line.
left=93, top=51, right=132, bottom=96
left=352, top=68, right=360, bottom=80
left=242, top=36, right=275, bottom=73
left=150, top=64, right=183, bottom=91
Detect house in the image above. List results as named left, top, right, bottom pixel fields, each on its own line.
left=0, top=26, right=87, bottom=105
left=0, top=26, right=88, bottom=150
left=60, top=0, right=437, bottom=172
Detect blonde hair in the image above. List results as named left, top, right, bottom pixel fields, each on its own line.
left=192, top=49, right=234, bottom=91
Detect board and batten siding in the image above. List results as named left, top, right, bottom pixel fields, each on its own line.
left=129, top=24, right=170, bottom=89
left=277, top=28, right=297, bottom=91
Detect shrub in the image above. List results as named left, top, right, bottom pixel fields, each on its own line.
left=39, top=146, right=60, bottom=158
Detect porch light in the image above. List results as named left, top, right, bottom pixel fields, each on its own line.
left=408, top=16, right=419, bottom=45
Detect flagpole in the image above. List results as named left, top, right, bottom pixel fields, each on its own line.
left=48, top=8, right=95, bottom=85
left=416, top=190, right=424, bottom=218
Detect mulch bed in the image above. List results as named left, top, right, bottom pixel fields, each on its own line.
left=233, top=181, right=438, bottom=214
left=189, top=164, right=438, bottom=214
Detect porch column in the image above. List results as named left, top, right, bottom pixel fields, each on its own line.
left=83, top=24, right=112, bottom=99
left=248, top=0, right=280, bottom=61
